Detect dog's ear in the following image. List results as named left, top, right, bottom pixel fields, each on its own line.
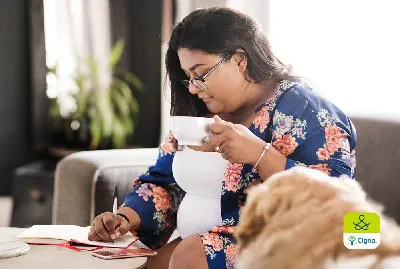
left=235, top=184, right=270, bottom=250
left=235, top=183, right=291, bottom=250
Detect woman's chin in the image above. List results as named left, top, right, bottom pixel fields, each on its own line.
left=206, top=106, right=223, bottom=115
left=205, top=101, right=224, bottom=114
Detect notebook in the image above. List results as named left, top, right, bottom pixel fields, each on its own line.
left=16, top=225, right=138, bottom=248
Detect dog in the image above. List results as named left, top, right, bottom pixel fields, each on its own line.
left=235, top=167, right=400, bottom=269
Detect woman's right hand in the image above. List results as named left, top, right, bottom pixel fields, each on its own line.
left=88, top=212, right=130, bottom=242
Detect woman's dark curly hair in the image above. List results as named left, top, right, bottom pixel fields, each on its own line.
left=166, top=7, right=292, bottom=116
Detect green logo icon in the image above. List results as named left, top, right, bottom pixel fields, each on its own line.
left=348, top=235, right=356, bottom=245
left=344, top=212, right=380, bottom=233
left=353, top=214, right=370, bottom=231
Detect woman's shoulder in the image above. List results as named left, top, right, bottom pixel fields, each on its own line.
left=273, top=79, right=356, bottom=140
left=276, top=79, right=351, bottom=123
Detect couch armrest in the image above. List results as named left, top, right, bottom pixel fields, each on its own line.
left=52, top=148, right=159, bottom=226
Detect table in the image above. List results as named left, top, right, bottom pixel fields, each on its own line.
left=0, top=227, right=147, bottom=269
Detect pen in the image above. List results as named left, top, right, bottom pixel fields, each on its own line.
left=112, top=185, right=118, bottom=243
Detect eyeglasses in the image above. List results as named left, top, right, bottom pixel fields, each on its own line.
left=180, top=53, right=231, bottom=91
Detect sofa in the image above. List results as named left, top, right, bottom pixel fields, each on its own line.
left=52, top=117, right=400, bottom=227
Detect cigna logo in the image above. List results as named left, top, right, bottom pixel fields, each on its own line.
left=348, top=236, right=377, bottom=246
left=343, top=212, right=380, bottom=250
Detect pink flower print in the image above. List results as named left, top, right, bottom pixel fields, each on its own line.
left=325, top=125, right=343, bottom=154
left=253, top=106, right=270, bottom=133
left=160, top=134, right=175, bottom=155
left=151, top=185, right=171, bottom=213
left=272, top=135, right=298, bottom=156
left=211, top=225, right=235, bottom=235
left=309, top=163, right=332, bottom=175
left=224, top=163, right=243, bottom=193
left=201, top=233, right=223, bottom=252
left=316, top=148, right=330, bottom=160
left=161, top=141, right=174, bottom=155
left=225, top=244, right=238, bottom=269
left=136, top=183, right=153, bottom=201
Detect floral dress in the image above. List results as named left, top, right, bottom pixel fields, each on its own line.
left=123, top=79, right=357, bottom=268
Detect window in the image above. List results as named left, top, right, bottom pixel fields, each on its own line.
left=268, top=0, right=400, bottom=119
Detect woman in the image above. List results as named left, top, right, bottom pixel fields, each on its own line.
left=88, top=7, right=356, bottom=269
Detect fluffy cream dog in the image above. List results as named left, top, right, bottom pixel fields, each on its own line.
left=235, top=167, right=400, bottom=269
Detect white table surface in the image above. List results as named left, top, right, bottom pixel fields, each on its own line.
left=0, top=227, right=147, bottom=269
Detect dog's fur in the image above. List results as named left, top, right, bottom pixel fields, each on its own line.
left=235, top=168, right=400, bottom=269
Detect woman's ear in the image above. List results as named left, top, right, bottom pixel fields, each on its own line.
left=232, top=49, right=247, bottom=73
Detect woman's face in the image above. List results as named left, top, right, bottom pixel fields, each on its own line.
left=177, top=48, right=248, bottom=114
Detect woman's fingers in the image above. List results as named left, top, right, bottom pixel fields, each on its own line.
left=114, top=216, right=130, bottom=238
left=207, top=133, right=229, bottom=149
left=218, top=141, right=230, bottom=154
left=88, top=222, right=102, bottom=241
left=208, top=115, right=233, bottom=134
left=102, top=213, right=116, bottom=239
left=208, top=122, right=235, bottom=135
left=89, top=213, right=114, bottom=242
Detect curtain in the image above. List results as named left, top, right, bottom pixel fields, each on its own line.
left=43, top=0, right=111, bottom=117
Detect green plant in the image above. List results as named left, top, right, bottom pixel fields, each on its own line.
left=49, top=40, right=143, bottom=149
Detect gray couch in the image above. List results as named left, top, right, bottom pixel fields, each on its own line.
left=52, top=117, right=400, bottom=227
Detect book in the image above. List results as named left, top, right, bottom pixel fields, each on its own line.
left=0, top=238, right=30, bottom=259
left=16, top=225, right=138, bottom=249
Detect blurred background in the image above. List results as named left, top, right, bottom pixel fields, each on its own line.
left=0, top=0, right=399, bottom=227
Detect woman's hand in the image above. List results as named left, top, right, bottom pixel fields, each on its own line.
left=88, top=212, right=130, bottom=242
left=88, top=207, right=140, bottom=242
left=207, top=115, right=267, bottom=164
left=188, top=142, right=215, bottom=152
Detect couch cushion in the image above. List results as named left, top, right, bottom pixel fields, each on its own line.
left=92, top=165, right=150, bottom=220
left=352, top=117, right=400, bottom=223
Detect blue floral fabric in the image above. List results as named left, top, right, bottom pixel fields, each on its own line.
left=123, top=79, right=357, bottom=268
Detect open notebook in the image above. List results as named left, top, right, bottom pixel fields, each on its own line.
left=16, top=225, right=138, bottom=248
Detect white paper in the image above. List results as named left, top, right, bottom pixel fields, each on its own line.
left=16, top=225, right=137, bottom=248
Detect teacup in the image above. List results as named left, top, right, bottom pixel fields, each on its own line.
left=170, top=116, right=215, bottom=146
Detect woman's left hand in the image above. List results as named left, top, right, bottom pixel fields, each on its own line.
left=207, top=115, right=267, bottom=165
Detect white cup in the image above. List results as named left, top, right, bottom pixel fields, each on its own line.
left=170, top=116, right=215, bottom=146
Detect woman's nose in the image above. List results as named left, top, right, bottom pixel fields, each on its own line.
left=188, top=83, right=200, bottom=94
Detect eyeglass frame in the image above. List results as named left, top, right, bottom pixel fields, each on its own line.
left=179, top=53, right=232, bottom=91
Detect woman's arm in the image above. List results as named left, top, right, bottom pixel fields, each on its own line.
left=249, top=141, right=287, bottom=180
left=90, top=132, right=185, bottom=249
left=255, top=88, right=356, bottom=180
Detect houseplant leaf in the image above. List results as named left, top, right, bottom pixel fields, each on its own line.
left=108, top=39, right=125, bottom=71
left=112, top=118, right=127, bottom=148
left=112, top=90, right=130, bottom=117
left=90, top=116, right=102, bottom=149
left=123, top=72, right=144, bottom=91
